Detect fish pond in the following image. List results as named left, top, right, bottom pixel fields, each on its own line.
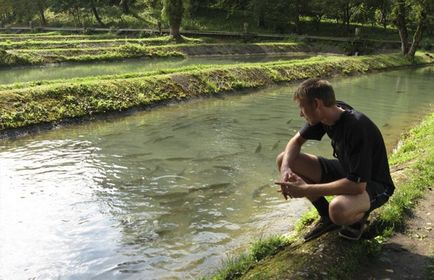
left=0, top=53, right=310, bottom=85
left=0, top=66, right=433, bottom=279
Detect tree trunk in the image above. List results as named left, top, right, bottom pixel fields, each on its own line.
left=396, top=1, right=409, bottom=55
left=120, top=0, right=130, bottom=14
left=38, top=7, right=46, bottom=26
left=90, top=0, right=105, bottom=26
left=344, top=3, right=351, bottom=34
left=170, top=24, right=182, bottom=41
left=381, top=7, right=387, bottom=30
left=294, top=1, right=301, bottom=34
left=314, top=15, right=322, bottom=31
left=406, top=10, right=426, bottom=61
left=165, top=0, right=184, bottom=42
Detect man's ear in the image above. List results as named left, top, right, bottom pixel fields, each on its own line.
left=313, top=98, right=322, bottom=109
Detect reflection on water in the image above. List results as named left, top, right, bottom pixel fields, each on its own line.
left=0, top=67, right=433, bottom=279
left=0, top=53, right=309, bottom=85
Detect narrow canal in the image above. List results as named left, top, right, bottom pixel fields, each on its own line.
left=0, top=66, right=432, bottom=279
left=0, top=53, right=310, bottom=85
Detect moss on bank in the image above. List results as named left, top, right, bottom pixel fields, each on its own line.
left=0, top=53, right=433, bottom=138
left=205, top=113, right=434, bottom=280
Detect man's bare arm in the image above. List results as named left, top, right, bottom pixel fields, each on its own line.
left=280, top=132, right=306, bottom=182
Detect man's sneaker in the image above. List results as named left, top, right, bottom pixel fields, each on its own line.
left=338, top=213, right=370, bottom=241
left=304, top=217, right=339, bottom=241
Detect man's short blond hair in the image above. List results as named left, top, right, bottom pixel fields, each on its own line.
left=293, top=78, right=336, bottom=107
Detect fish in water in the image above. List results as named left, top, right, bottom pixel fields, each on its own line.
left=213, top=165, right=237, bottom=172
left=164, top=157, right=193, bottom=161
left=188, top=182, right=231, bottom=193
left=252, top=184, right=271, bottom=198
left=382, top=123, right=390, bottom=128
left=286, top=119, right=293, bottom=125
left=123, top=152, right=153, bottom=159
left=255, top=142, right=262, bottom=153
left=152, top=135, right=175, bottom=143
left=177, top=168, right=186, bottom=176
left=271, top=140, right=280, bottom=151
left=149, top=165, right=163, bottom=175
left=193, top=151, right=244, bottom=162
left=172, top=123, right=194, bottom=131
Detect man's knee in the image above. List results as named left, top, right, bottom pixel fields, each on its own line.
left=329, top=199, right=351, bottom=225
left=329, top=195, right=368, bottom=225
left=276, top=152, right=321, bottom=183
left=276, top=151, right=285, bottom=170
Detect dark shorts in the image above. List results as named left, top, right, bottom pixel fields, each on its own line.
left=318, top=157, right=393, bottom=212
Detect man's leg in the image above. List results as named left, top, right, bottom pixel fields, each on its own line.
left=276, top=151, right=328, bottom=208
left=276, top=151, right=321, bottom=191
left=276, top=152, right=339, bottom=240
left=334, top=183, right=392, bottom=240
left=329, top=192, right=370, bottom=226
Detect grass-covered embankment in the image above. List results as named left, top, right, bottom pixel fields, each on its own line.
left=206, top=111, right=434, bottom=280
left=0, top=35, right=202, bottom=66
left=0, top=52, right=432, bottom=138
left=1, top=40, right=308, bottom=66
left=0, top=35, right=204, bottom=50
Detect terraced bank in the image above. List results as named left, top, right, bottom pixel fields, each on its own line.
left=1, top=41, right=308, bottom=66
left=0, top=52, right=432, bottom=139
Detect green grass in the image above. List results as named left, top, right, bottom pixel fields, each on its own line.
left=378, top=114, right=434, bottom=230
left=1, top=41, right=306, bottom=67
left=207, top=235, right=295, bottom=280
left=0, top=33, right=119, bottom=41
left=0, top=35, right=204, bottom=50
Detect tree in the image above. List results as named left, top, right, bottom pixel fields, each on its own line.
left=215, top=0, right=250, bottom=17
left=376, top=0, right=392, bottom=29
left=306, top=0, right=327, bottom=31
left=51, top=0, right=114, bottom=27
left=392, top=0, right=431, bottom=60
left=162, top=0, right=184, bottom=41
left=90, top=0, right=105, bottom=26
left=247, top=0, right=292, bottom=33
left=0, top=0, right=14, bottom=23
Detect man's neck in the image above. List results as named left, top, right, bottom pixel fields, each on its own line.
left=321, top=105, right=345, bottom=126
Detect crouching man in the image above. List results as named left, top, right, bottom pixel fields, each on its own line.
left=276, top=78, right=395, bottom=241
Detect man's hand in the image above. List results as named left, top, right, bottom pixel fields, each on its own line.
left=275, top=174, right=309, bottom=199
left=278, top=167, right=295, bottom=200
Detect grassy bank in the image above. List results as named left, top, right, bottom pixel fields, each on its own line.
left=0, top=31, right=404, bottom=67
left=0, top=52, right=432, bottom=138
left=0, top=36, right=204, bottom=50
left=206, top=111, right=434, bottom=280
left=1, top=41, right=309, bottom=66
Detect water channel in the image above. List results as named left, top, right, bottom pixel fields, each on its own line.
left=0, top=53, right=310, bottom=85
left=0, top=66, right=433, bottom=279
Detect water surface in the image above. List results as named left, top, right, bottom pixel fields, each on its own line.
left=0, top=53, right=309, bottom=85
left=0, top=66, right=433, bottom=279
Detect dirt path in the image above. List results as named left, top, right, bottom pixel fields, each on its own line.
left=355, top=187, right=434, bottom=280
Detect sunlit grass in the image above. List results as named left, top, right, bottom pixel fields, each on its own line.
left=205, top=235, right=294, bottom=280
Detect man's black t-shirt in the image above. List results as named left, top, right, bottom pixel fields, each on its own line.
left=299, top=101, right=395, bottom=192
